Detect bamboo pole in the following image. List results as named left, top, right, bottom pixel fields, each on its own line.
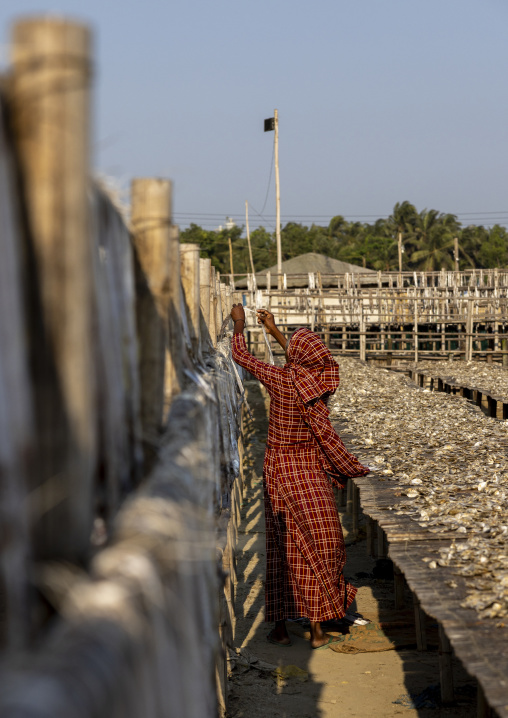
left=215, top=274, right=223, bottom=341
left=220, top=282, right=229, bottom=332
left=180, top=243, right=201, bottom=356
left=359, top=305, right=366, bottom=362
left=398, top=231, right=403, bottom=277
left=414, top=298, right=419, bottom=363
left=228, top=236, right=235, bottom=290
left=131, top=178, right=174, bottom=436
left=199, top=257, right=212, bottom=345
left=274, top=109, right=282, bottom=290
left=466, top=299, right=474, bottom=362
left=11, top=17, right=96, bottom=561
left=245, top=200, right=256, bottom=284
left=210, top=266, right=218, bottom=347
left=169, top=226, right=187, bottom=394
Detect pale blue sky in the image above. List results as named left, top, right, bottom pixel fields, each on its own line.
left=1, top=0, right=507, bottom=230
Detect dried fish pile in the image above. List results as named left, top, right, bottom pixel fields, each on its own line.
left=330, top=358, right=508, bottom=621
left=415, top=359, right=508, bottom=399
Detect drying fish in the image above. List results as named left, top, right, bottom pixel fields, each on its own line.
left=329, top=357, right=508, bottom=621
left=415, top=359, right=508, bottom=401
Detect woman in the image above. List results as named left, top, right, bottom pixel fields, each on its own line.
left=230, top=304, right=369, bottom=650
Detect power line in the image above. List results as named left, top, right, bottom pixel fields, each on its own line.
left=174, top=210, right=508, bottom=219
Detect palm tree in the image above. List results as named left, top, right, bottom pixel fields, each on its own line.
left=407, top=209, right=463, bottom=271
left=386, top=201, right=418, bottom=271
left=459, top=224, right=488, bottom=268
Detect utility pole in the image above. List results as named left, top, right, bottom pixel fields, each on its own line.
left=274, top=109, right=282, bottom=289
left=454, top=237, right=459, bottom=272
left=245, top=201, right=256, bottom=285
left=264, top=109, right=282, bottom=289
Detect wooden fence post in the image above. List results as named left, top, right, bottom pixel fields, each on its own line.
left=167, top=225, right=185, bottom=399
left=215, top=275, right=223, bottom=338
left=11, top=17, right=96, bottom=560
left=131, top=178, right=172, bottom=443
left=199, top=257, right=212, bottom=346
left=210, top=267, right=217, bottom=346
left=220, top=283, right=231, bottom=334
left=180, top=243, right=201, bottom=357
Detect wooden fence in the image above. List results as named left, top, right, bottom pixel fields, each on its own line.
left=0, top=16, right=243, bottom=718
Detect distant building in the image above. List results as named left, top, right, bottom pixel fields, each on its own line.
left=236, top=252, right=375, bottom=288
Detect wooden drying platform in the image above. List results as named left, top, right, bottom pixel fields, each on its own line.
left=408, top=367, right=508, bottom=421
left=336, top=425, right=508, bottom=717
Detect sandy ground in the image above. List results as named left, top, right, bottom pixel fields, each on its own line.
left=227, top=381, right=477, bottom=718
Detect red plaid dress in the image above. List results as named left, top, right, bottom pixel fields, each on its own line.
left=232, top=330, right=369, bottom=622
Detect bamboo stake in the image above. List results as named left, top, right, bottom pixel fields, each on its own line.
left=228, top=236, right=235, bottom=290
left=180, top=243, right=201, bottom=356
left=359, top=304, right=366, bottom=362
left=199, top=257, right=212, bottom=345
left=466, top=299, right=474, bottom=362
left=131, top=178, right=173, bottom=431
left=11, top=17, right=96, bottom=561
left=414, top=298, right=419, bottom=363
left=245, top=200, right=256, bottom=284
left=215, top=274, right=223, bottom=338
left=398, top=231, right=403, bottom=277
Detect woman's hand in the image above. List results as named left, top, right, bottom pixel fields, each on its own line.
left=256, top=309, right=277, bottom=336
left=231, top=303, right=245, bottom=323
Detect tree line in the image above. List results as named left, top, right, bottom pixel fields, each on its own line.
left=180, top=201, right=508, bottom=275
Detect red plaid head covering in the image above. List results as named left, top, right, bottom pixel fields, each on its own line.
left=286, top=328, right=340, bottom=404
left=286, top=327, right=369, bottom=480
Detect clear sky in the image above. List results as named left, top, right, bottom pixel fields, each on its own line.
left=1, top=0, right=507, bottom=231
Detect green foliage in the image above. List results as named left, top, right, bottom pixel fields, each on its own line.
left=477, top=225, right=508, bottom=268
left=180, top=204, right=508, bottom=274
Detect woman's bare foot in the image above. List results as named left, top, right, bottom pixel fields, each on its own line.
left=310, top=621, right=342, bottom=649
left=268, top=620, right=292, bottom=646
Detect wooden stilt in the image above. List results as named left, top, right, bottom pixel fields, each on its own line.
left=477, top=684, right=492, bottom=718
left=394, top=566, right=405, bottom=609
left=366, top=517, right=375, bottom=557
left=412, top=592, right=427, bottom=651
left=346, top=479, right=353, bottom=515
left=338, top=487, right=346, bottom=507
left=438, top=625, right=455, bottom=704
left=352, top=484, right=360, bottom=539
left=376, top=524, right=386, bottom=558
